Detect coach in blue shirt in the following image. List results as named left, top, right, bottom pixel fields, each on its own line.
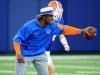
left=13, top=6, right=82, bottom=75
left=13, top=6, right=64, bottom=75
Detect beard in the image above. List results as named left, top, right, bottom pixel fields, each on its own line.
left=45, top=18, right=54, bottom=25
left=42, top=15, right=54, bottom=25
left=44, top=20, right=53, bottom=25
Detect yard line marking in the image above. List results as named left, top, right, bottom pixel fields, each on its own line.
left=1, top=64, right=100, bottom=70
left=76, top=71, right=100, bottom=74
left=1, top=60, right=100, bottom=64
left=0, top=70, right=36, bottom=74
left=0, top=70, right=85, bottom=75
left=55, top=65, right=100, bottom=70
left=52, top=55, right=100, bottom=60
left=0, top=55, right=100, bottom=60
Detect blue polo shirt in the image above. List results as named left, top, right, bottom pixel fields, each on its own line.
left=46, top=18, right=65, bottom=51
left=13, top=19, right=63, bottom=56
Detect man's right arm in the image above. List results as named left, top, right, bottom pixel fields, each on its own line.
left=13, top=42, right=24, bottom=63
left=13, top=42, right=21, bottom=56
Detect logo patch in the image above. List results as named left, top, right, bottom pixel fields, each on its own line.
left=46, top=29, right=51, bottom=34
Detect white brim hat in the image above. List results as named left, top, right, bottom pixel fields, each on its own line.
left=38, top=6, right=54, bottom=16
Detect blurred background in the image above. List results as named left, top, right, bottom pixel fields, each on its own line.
left=0, top=0, right=100, bottom=54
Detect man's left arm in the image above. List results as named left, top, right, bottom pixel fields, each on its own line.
left=57, top=23, right=97, bottom=40
left=59, top=34, right=70, bottom=51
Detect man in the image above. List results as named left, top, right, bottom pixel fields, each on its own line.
left=46, top=0, right=70, bottom=75
left=13, top=6, right=95, bottom=75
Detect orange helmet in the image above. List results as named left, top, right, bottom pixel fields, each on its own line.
left=48, top=0, right=63, bottom=21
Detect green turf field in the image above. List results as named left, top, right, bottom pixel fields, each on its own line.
left=0, top=55, right=100, bottom=75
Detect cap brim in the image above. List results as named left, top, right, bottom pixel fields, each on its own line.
left=37, top=13, right=54, bottom=18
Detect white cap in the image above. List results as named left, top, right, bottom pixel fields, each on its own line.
left=39, top=6, right=54, bottom=16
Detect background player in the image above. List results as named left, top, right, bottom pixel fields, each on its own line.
left=45, top=0, right=70, bottom=75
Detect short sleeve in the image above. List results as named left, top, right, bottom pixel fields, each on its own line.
left=13, top=23, right=32, bottom=44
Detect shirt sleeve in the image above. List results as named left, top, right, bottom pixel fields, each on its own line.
left=13, top=23, right=32, bottom=44
left=52, top=22, right=63, bottom=35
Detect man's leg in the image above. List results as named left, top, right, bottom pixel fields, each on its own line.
left=14, top=58, right=28, bottom=75
left=48, top=63, right=55, bottom=75
left=46, top=51, right=55, bottom=75
left=33, top=54, right=49, bottom=75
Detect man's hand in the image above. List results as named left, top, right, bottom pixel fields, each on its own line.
left=64, top=44, right=70, bottom=52
left=81, top=26, right=97, bottom=40
left=17, top=55, right=24, bottom=63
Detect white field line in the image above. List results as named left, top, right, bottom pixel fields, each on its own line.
left=55, top=65, right=100, bottom=70
left=1, top=60, right=100, bottom=63
left=0, top=70, right=36, bottom=74
left=1, top=63, right=100, bottom=70
left=0, top=56, right=15, bottom=60
left=51, top=55, right=100, bottom=60
left=0, top=70, right=85, bottom=75
left=0, top=55, right=100, bottom=60
left=76, top=70, right=100, bottom=74
left=0, top=70, right=100, bottom=75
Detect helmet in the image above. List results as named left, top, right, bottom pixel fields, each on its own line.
left=48, top=0, right=63, bottom=21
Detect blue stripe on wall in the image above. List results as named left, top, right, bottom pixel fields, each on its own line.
left=0, top=0, right=9, bottom=52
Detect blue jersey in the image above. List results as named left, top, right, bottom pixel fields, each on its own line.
left=46, top=18, right=64, bottom=51
left=13, top=19, right=62, bottom=56
left=56, top=18, right=64, bottom=25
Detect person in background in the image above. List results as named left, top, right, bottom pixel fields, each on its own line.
left=46, top=0, right=70, bottom=75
